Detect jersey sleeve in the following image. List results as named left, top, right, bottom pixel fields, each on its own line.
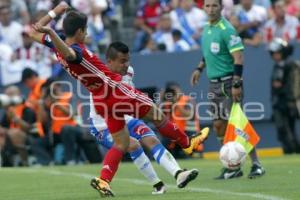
left=41, top=34, right=55, bottom=49
left=41, top=32, right=66, bottom=49
left=223, top=27, right=244, bottom=53
left=67, top=44, right=83, bottom=64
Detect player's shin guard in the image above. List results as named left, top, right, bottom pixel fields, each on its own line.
left=100, top=146, right=124, bottom=182
left=156, top=119, right=189, bottom=148
left=129, top=147, right=161, bottom=185
left=151, top=143, right=181, bottom=177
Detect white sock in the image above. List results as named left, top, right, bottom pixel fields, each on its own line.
left=129, top=147, right=161, bottom=185
left=151, top=143, right=181, bottom=177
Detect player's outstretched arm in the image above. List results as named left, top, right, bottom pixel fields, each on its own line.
left=32, top=24, right=77, bottom=61
left=28, top=1, right=69, bottom=44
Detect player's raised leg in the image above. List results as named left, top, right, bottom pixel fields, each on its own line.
left=141, top=104, right=209, bottom=154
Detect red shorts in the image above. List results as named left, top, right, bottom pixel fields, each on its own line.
left=93, top=83, right=153, bottom=133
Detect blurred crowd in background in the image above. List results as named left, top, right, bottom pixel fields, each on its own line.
left=0, top=0, right=300, bottom=84
left=0, top=0, right=299, bottom=167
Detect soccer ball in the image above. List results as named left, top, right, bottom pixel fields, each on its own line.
left=219, top=142, right=247, bottom=170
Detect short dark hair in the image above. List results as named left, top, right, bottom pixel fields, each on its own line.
left=204, top=0, right=223, bottom=6
left=21, top=68, right=38, bottom=82
left=106, top=41, right=129, bottom=60
left=63, top=10, right=87, bottom=37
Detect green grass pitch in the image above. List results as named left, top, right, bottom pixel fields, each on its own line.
left=0, top=155, right=299, bottom=200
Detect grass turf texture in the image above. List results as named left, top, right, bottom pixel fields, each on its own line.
left=0, top=155, right=299, bottom=200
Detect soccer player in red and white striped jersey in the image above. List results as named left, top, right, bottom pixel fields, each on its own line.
left=28, top=2, right=208, bottom=197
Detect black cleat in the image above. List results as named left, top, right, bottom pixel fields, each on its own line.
left=214, top=168, right=243, bottom=180
left=248, top=164, right=266, bottom=179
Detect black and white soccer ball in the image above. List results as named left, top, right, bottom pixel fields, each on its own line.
left=219, top=142, right=247, bottom=170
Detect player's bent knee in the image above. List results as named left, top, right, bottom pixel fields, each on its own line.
left=111, top=128, right=130, bottom=152
left=127, top=138, right=141, bottom=153
left=140, top=136, right=160, bottom=150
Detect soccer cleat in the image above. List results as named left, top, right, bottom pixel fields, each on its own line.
left=248, top=164, right=266, bottom=179
left=90, top=177, right=115, bottom=197
left=152, top=181, right=166, bottom=195
left=183, top=127, right=210, bottom=155
left=214, top=168, right=243, bottom=180
left=176, top=169, right=199, bottom=188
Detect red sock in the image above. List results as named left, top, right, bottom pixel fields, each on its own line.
left=100, top=147, right=124, bottom=182
left=156, top=119, right=189, bottom=148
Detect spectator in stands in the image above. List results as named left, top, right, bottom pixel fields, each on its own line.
left=194, top=0, right=235, bottom=19
left=101, top=0, right=123, bottom=41
left=269, top=38, right=300, bottom=154
left=13, top=25, right=53, bottom=79
left=152, top=14, right=175, bottom=52
left=254, top=0, right=272, bottom=10
left=21, top=68, right=53, bottom=165
left=194, top=0, right=204, bottom=9
left=172, top=29, right=191, bottom=52
left=0, top=38, right=14, bottom=86
left=230, top=0, right=268, bottom=46
left=160, top=82, right=205, bottom=157
left=169, top=0, right=207, bottom=48
left=139, top=0, right=172, bottom=11
left=264, top=0, right=299, bottom=42
left=222, top=0, right=235, bottom=19
left=284, top=0, right=300, bottom=18
left=34, top=0, right=54, bottom=14
left=21, top=68, right=46, bottom=112
left=0, top=0, right=30, bottom=24
left=140, top=34, right=158, bottom=55
left=133, top=0, right=164, bottom=51
left=0, top=5, right=23, bottom=50
left=41, top=79, right=100, bottom=164
left=0, top=86, right=35, bottom=166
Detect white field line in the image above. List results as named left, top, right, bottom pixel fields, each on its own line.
left=37, top=169, right=288, bottom=200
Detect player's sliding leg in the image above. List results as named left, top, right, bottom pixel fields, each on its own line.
left=140, top=135, right=198, bottom=188
left=128, top=138, right=166, bottom=194
left=141, top=104, right=209, bottom=154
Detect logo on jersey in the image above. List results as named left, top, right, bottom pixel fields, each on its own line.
left=229, top=35, right=241, bottom=47
left=210, top=42, right=220, bottom=54
left=103, top=165, right=112, bottom=173
left=134, top=124, right=151, bottom=136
